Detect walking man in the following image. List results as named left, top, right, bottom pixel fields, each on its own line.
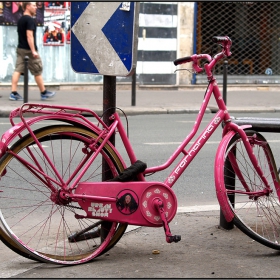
left=10, top=2, right=55, bottom=101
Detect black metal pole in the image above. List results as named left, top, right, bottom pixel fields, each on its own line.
left=131, top=70, right=136, bottom=106
left=102, top=75, right=116, bottom=167
left=222, top=60, right=228, bottom=105
left=23, top=56, right=29, bottom=103
left=101, top=75, right=116, bottom=241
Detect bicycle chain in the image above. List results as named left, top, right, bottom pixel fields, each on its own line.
left=67, top=204, right=82, bottom=210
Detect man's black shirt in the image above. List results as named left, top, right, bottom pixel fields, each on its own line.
left=17, top=15, right=37, bottom=51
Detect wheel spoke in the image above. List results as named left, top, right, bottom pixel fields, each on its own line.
left=0, top=125, right=127, bottom=264
left=220, top=131, right=280, bottom=249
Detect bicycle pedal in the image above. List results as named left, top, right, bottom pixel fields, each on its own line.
left=68, top=228, right=100, bottom=242
left=167, top=235, right=181, bottom=243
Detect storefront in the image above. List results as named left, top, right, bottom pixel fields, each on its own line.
left=195, top=2, right=280, bottom=84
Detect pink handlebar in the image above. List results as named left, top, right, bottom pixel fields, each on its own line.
left=212, top=36, right=232, bottom=57
left=174, top=54, right=212, bottom=73
left=173, top=36, right=232, bottom=73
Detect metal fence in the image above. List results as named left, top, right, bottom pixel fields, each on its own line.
left=196, top=2, right=280, bottom=84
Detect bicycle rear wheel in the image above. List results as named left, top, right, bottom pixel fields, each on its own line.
left=217, top=130, right=280, bottom=250
left=0, top=226, right=38, bottom=261
left=0, top=125, right=127, bottom=264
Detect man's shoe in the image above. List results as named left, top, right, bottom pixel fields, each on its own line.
left=9, top=92, right=23, bottom=101
left=41, top=90, right=56, bottom=100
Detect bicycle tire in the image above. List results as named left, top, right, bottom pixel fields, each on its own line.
left=217, top=130, right=280, bottom=250
left=0, top=226, right=38, bottom=261
left=0, top=125, right=128, bottom=264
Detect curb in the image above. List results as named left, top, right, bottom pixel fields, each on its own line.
left=1, top=82, right=280, bottom=92
left=0, top=107, right=205, bottom=118
left=0, top=106, right=279, bottom=118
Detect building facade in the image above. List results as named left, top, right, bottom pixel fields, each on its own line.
left=0, top=2, right=279, bottom=86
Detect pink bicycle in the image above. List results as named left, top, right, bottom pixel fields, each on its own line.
left=0, top=36, right=280, bottom=265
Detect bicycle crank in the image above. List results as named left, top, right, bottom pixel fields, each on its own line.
left=153, top=198, right=181, bottom=243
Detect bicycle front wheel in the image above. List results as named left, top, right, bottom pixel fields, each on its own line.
left=217, top=130, right=280, bottom=250
left=0, top=125, right=127, bottom=265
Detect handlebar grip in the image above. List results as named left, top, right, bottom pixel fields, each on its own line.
left=212, top=36, right=232, bottom=57
left=212, top=36, right=230, bottom=43
left=173, top=56, right=192, bottom=66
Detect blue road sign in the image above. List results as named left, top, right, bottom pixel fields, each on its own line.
left=71, top=2, right=139, bottom=76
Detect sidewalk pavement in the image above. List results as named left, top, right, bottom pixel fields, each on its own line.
left=4, top=210, right=280, bottom=278
left=0, top=84, right=280, bottom=117
left=1, top=85, right=280, bottom=278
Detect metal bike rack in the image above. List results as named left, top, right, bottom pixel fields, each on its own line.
left=230, top=117, right=280, bottom=133
left=219, top=117, right=280, bottom=229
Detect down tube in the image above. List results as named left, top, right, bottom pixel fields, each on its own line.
left=164, top=110, right=225, bottom=188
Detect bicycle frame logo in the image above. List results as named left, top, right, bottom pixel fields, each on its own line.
left=88, top=203, right=113, bottom=217
left=174, top=117, right=221, bottom=175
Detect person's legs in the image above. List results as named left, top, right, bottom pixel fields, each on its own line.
left=11, top=71, right=21, bottom=92
left=34, top=74, right=45, bottom=92
left=10, top=48, right=25, bottom=100
left=30, top=58, right=56, bottom=100
left=10, top=71, right=23, bottom=101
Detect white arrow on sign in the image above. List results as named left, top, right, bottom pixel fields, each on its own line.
left=72, top=2, right=129, bottom=76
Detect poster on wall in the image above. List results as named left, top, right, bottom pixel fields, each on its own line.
left=0, top=2, right=71, bottom=46
left=66, top=25, right=70, bottom=44
left=43, top=20, right=65, bottom=46
left=0, top=2, right=44, bottom=26
left=43, top=2, right=70, bottom=46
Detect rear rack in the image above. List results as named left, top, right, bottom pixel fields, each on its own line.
left=9, top=103, right=109, bottom=130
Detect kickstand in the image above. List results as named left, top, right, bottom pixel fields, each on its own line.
left=153, top=198, right=181, bottom=243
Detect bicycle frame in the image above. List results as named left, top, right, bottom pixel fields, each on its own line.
left=0, top=82, right=231, bottom=192
left=98, top=72, right=272, bottom=192
left=71, top=71, right=275, bottom=231
left=0, top=36, right=275, bottom=245
left=1, top=42, right=272, bottom=207
left=104, top=81, right=226, bottom=188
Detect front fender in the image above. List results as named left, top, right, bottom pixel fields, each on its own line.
left=214, top=130, right=236, bottom=222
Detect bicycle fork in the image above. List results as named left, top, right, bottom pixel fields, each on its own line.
left=226, top=123, right=279, bottom=196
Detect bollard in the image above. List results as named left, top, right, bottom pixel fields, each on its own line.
left=23, top=56, right=29, bottom=103
left=131, top=70, right=136, bottom=106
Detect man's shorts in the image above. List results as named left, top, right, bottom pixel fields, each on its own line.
left=15, top=48, right=43, bottom=76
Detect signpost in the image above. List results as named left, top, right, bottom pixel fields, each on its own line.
left=70, top=2, right=139, bottom=188
left=70, top=2, right=139, bottom=77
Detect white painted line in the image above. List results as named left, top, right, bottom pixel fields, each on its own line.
left=144, top=140, right=280, bottom=145
left=177, top=204, right=220, bottom=213
left=126, top=204, right=221, bottom=233
left=144, top=141, right=220, bottom=145
left=264, top=140, right=280, bottom=143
